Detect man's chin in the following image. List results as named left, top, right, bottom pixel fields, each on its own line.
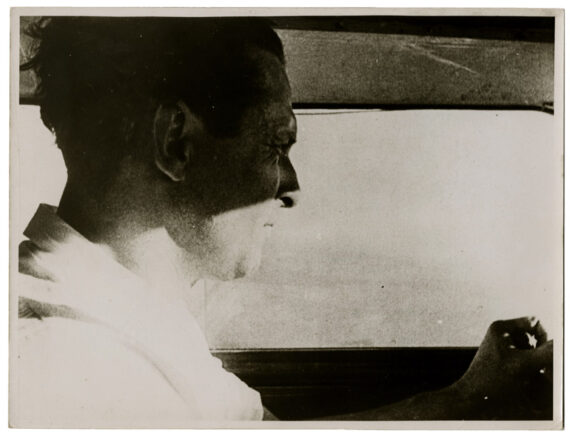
left=208, top=257, right=262, bottom=281
left=233, top=259, right=261, bottom=280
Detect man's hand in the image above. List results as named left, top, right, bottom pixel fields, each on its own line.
left=309, top=316, right=554, bottom=421
left=454, top=316, right=553, bottom=419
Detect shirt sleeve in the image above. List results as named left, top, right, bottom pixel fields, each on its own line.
left=197, top=353, right=264, bottom=421
left=11, top=317, right=214, bottom=428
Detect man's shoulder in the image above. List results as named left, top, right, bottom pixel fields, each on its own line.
left=11, top=316, right=191, bottom=428
left=16, top=315, right=141, bottom=369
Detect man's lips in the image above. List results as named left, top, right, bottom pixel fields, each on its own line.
left=263, top=223, right=274, bottom=227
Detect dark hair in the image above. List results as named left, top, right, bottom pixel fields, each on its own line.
left=22, top=17, right=285, bottom=174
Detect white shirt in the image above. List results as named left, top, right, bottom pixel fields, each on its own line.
left=11, top=204, right=263, bottom=428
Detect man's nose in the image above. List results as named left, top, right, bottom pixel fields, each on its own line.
left=277, top=156, right=300, bottom=208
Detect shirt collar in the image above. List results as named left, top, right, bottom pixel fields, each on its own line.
left=19, top=203, right=206, bottom=325
left=24, top=204, right=77, bottom=252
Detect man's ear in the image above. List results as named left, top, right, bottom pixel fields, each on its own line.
left=152, top=100, right=204, bottom=182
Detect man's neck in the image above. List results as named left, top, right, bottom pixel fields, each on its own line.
left=57, top=182, right=203, bottom=301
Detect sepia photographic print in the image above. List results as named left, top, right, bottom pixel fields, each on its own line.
left=9, top=8, right=563, bottom=429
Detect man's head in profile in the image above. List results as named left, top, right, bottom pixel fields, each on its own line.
left=23, top=17, right=300, bottom=282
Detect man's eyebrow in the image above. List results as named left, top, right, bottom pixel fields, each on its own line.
left=284, top=129, right=297, bottom=147
left=289, top=132, right=297, bottom=145
left=288, top=112, right=298, bottom=144
left=272, top=132, right=296, bottom=147
left=273, top=116, right=297, bottom=145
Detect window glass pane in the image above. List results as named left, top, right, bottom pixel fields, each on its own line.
left=205, top=109, right=561, bottom=349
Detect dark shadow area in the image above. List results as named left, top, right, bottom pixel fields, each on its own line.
left=214, top=348, right=553, bottom=420
left=270, top=16, right=555, bottom=43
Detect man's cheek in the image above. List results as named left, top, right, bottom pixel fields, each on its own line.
left=250, top=165, right=280, bottom=205
left=223, top=158, right=275, bottom=198
left=194, top=161, right=280, bottom=213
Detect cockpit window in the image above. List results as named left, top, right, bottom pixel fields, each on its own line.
left=204, top=109, right=561, bottom=349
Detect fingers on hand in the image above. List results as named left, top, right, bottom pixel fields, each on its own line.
left=532, top=321, right=549, bottom=346
left=492, top=316, right=537, bottom=332
left=491, top=316, right=549, bottom=349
